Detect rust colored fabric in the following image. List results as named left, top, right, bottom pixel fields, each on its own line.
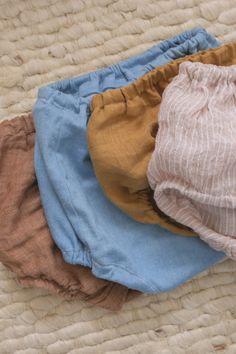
left=0, top=114, right=139, bottom=311
left=88, top=43, right=236, bottom=236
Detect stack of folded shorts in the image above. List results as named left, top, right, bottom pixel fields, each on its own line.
left=1, top=27, right=235, bottom=310
left=88, top=42, right=236, bottom=261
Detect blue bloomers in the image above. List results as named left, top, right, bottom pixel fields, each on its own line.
left=33, top=28, right=224, bottom=293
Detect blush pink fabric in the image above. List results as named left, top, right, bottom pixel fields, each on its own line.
left=147, top=61, right=236, bottom=259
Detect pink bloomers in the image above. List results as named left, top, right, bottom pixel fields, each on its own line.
left=147, top=61, right=236, bottom=259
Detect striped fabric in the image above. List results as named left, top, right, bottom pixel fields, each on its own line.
left=147, top=61, right=236, bottom=259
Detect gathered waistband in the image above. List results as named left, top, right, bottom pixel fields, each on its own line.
left=36, top=28, right=219, bottom=111
left=91, top=43, right=236, bottom=109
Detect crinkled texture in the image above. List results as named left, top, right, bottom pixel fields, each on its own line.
left=88, top=43, right=236, bottom=235
left=147, top=61, right=236, bottom=260
left=0, top=114, right=138, bottom=311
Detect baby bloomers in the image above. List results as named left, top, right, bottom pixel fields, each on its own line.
left=0, top=115, right=138, bottom=311
left=147, top=62, right=236, bottom=260
left=33, top=28, right=224, bottom=294
left=88, top=43, right=236, bottom=238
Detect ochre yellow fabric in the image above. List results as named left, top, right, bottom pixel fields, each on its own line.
left=87, top=43, right=236, bottom=236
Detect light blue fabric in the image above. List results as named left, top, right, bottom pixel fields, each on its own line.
left=33, top=28, right=224, bottom=293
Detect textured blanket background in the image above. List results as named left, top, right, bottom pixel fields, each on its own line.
left=0, top=0, right=236, bottom=353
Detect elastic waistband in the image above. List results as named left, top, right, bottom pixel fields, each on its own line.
left=179, top=61, right=236, bottom=83
left=36, top=28, right=219, bottom=111
left=0, top=114, right=35, bottom=139
left=91, top=43, right=236, bottom=109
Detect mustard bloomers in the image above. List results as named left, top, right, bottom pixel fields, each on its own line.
left=87, top=43, right=236, bottom=236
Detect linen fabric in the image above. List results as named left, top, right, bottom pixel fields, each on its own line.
left=33, top=28, right=224, bottom=294
left=147, top=62, right=236, bottom=260
left=0, top=115, right=138, bottom=311
left=88, top=43, right=236, bottom=232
